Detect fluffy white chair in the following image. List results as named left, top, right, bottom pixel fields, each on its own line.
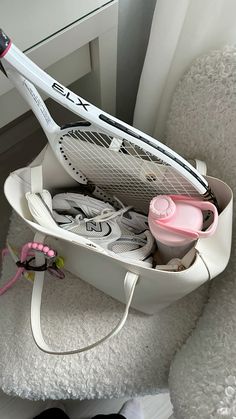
left=166, top=46, right=236, bottom=419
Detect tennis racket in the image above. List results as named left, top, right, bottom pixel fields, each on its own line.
left=0, top=29, right=218, bottom=212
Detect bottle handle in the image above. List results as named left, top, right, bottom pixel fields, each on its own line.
left=188, top=200, right=218, bottom=238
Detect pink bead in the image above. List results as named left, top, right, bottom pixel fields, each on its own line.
left=32, top=243, right=38, bottom=249
left=27, top=242, right=33, bottom=248
left=43, top=246, right=49, bottom=253
left=47, top=249, right=55, bottom=258
left=37, top=244, right=44, bottom=251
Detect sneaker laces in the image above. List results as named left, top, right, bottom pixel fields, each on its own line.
left=80, top=205, right=133, bottom=224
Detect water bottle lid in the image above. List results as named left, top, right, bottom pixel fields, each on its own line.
left=150, top=195, right=175, bottom=219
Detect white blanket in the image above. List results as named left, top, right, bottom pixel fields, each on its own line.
left=166, top=47, right=236, bottom=419
left=0, top=212, right=207, bottom=401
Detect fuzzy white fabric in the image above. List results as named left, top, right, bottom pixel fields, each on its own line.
left=166, top=47, right=236, bottom=419
left=0, top=212, right=207, bottom=401
left=2, top=46, right=235, bottom=408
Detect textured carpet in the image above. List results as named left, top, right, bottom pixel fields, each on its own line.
left=0, top=211, right=208, bottom=401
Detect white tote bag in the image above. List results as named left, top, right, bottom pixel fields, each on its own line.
left=4, top=145, right=233, bottom=354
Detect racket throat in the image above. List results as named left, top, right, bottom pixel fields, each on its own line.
left=52, top=82, right=90, bottom=111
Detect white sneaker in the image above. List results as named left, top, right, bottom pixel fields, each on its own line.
left=52, top=193, right=149, bottom=234
left=52, top=192, right=114, bottom=217
left=119, top=399, right=144, bottom=419
left=52, top=193, right=154, bottom=267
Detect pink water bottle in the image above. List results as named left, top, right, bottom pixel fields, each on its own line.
left=148, top=195, right=218, bottom=263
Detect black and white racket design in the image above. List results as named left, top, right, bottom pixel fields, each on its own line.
left=0, top=29, right=217, bottom=212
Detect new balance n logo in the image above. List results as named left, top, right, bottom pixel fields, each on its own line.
left=86, top=221, right=102, bottom=232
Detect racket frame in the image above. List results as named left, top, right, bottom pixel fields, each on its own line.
left=0, top=29, right=213, bottom=200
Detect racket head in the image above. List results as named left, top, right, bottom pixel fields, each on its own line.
left=58, top=122, right=212, bottom=212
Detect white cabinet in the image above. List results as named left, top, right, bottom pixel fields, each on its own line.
left=0, top=0, right=118, bottom=128
left=1, top=0, right=114, bottom=51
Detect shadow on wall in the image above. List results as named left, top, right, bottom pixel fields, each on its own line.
left=117, top=0, right=157, bottom=124
left=73, top=0, right=157, bottom=125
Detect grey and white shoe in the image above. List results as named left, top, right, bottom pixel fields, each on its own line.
left=52, top=193, right=154, bottom=267
left=119, top=399, right=144, bottom=419
left=52, top=193, right=149, bottom=234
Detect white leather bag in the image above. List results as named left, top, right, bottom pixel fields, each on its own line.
left=4, top=145, right=233, bottom=354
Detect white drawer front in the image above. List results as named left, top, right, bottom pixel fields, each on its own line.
left=1, top=0, right=111, bottom=51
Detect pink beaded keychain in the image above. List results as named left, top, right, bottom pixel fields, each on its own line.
left=0, top=241, right=64, bottom=296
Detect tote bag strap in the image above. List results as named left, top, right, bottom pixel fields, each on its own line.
left=29, top=166, right=139, bottom=354
left=30, top=232, right=139, bottom=355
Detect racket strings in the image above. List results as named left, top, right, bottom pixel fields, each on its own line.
left=64, top=130, right=199, bottom=192
left=59, top=128, right=201, bottom=211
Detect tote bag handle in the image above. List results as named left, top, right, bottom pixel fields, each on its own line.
left=30, top=231, right=139, bottom=355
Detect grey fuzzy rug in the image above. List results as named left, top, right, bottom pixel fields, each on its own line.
left=167, top=47, right=236, bottom=419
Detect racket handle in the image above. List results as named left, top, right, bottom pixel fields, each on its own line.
left=0, top=29, right=11, bottom=58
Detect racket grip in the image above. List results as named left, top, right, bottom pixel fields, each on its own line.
left=0, top=29, right=11, bottom=58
